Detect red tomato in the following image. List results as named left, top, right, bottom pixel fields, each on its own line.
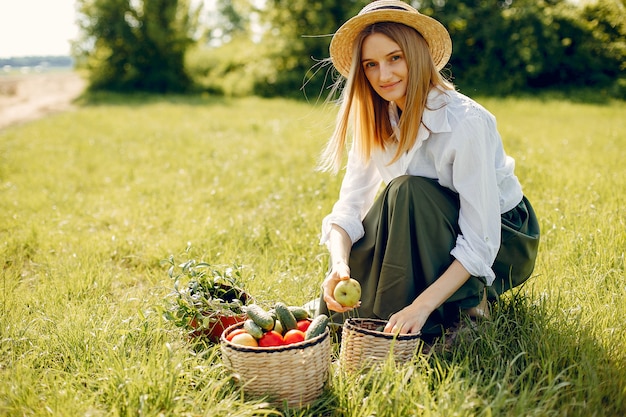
left=283, top=329, right=306, bottom=345
left=296, top=320, right=311, bottom=332
left=258, top=330, right=284, bottom=347
left=226, top=328, right=247, bottom=341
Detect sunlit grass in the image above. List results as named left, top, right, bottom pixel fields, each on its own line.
left=1, top=94, right=624, bottom=416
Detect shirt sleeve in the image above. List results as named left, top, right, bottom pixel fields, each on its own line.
left=320, top=145, right=382, bottom=246
left=447, top=114, right=502, bottom=285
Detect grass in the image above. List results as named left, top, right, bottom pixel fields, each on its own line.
left=0, top=92, right=624, bottom=416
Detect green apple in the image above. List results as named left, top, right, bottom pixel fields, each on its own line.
left=333, top=278, right=361, bottom=308
left=273, top=319, right=284, bottom=335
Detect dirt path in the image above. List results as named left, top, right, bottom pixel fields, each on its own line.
left=0, top=71, right=87, bottom=130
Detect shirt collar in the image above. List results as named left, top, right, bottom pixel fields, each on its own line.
left=389, top=87, right=452, bottom=134
left=422, top=87, right=452, bottom=133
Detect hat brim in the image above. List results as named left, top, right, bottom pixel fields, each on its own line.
left=330, top=2, right=452, bottom=77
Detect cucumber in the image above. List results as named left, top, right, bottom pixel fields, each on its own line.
left=287, top=306, right=310, bottom=320
left=243, top=319, right=264, bottom=339
left=274, top=302, right=298, bottom=331
left=305, top=314, right=329, bottom=340
left=245, top=304, right=274, bottom=331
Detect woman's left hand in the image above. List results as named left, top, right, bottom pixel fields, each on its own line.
left=383, top=302, right=432, bottom=335
left=384, top=260, right=472, bottom=335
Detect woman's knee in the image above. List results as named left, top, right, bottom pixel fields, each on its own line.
left=385, top=175, right=460, bottom=222
left=387, top=175, right=435, bottom=196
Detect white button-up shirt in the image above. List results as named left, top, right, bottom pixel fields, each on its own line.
left=320, top=88, right=524, bottom=285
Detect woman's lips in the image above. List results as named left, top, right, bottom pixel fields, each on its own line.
left=380, top=81, right=400, bottom=89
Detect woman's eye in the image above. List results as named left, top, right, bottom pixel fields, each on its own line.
left=391, top=55, right=401, bottom=61
left=364, top=62, right=376, bottom=69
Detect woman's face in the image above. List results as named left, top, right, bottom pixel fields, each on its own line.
left=361, top=32, right=409, bottom=110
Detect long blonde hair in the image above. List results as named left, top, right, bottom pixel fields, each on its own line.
left=319, top=22, right=453, bottom=173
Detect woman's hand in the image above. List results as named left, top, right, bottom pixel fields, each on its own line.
left=383, top=260, right=473, bottom=335
left=383, top=302, right=431, bottom=335
left=323, top=224, right=358, bottom=313
left=322, top=262, right=359, bottom=313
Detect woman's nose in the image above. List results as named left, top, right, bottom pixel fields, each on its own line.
left=379, top=63, right=392, bottom=81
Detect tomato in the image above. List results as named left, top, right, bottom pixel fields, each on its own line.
left=226, top=328, right=247, bottom=341
left=258, top=330, right=284, bottom=347
left=283, top=329, right=306, bottom=345
left=296, top=319, right=311, bottom=332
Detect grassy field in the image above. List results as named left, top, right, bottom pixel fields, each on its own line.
left=0, top=93, right=624, bottom=416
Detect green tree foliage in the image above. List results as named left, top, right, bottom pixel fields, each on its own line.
left=210, top=0, right=252, bottom=41
left=186, top=0, right=366, bottom=98
left=418, top=0, right=625, bottom=94
left=190, top=0, right=623, bottom=99
left=254, top=0, right=366, bottom=98
left=579, top=0, right=626, bottom=88
left=75, top=0, right=200, bottom=92
left=185, top=0, right=261, bottom=96
left=186, top=35, right=269, bottom=97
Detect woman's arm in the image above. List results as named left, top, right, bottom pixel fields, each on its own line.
left=319, top=143, right=381, bottom=313
left=321, top=224, right=359, bottom=313
left=320, top=145, right=382, bottom=246
left=383, top=259, right=471, bottom=334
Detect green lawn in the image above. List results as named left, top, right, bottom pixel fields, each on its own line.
left=1, top=93, right=624, bottom=416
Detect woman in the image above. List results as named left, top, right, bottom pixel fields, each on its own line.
left=317, top=0, right=540, bottom=339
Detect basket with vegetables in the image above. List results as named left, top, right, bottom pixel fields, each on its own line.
left=220, top=302, right=331, bottom=408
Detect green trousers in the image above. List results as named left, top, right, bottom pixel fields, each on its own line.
left=318, top=176, right=540, bottom=336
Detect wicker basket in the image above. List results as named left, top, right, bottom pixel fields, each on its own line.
left=339, top=318, right=422, bottom=373
left=220, top=321, right=331, bottom=408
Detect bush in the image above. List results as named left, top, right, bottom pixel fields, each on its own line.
left=185, top=37, right=268, bottom=97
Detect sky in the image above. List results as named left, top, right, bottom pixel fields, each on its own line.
left=0, top=0, right=79, bottom=58
left=0, top=0, right=216, bottom=59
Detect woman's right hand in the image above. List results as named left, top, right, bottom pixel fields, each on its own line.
left=322, top=262, right=358, bottom=313
left=323, top=224, right=357, bottom=312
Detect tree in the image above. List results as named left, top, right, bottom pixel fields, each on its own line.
left=189, top=0, right=624, bottom=98
left=255, top=0, right=366, bottom=98
left=74, top=0, right=200, bottom=92
left=578, top=0, right=626, bottom=89
left=418, top=0, right=625, bottom=94
left=208, top=0, right=253, bottom=44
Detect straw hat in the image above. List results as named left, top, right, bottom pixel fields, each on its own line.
left=330, top=0, right=452, bottom=77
